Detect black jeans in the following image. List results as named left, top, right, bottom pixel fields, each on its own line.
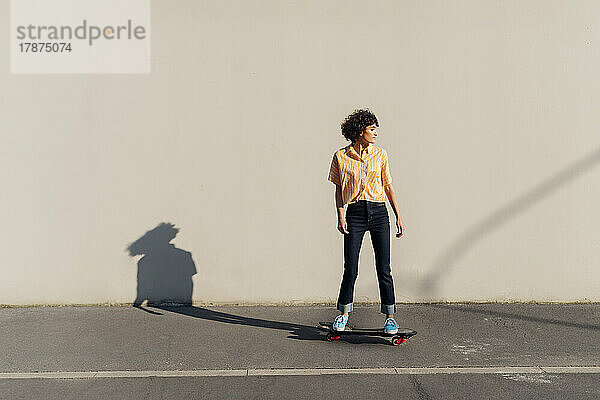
left=337, top=200, right=396, bottom=315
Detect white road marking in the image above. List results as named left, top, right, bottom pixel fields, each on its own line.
left=502, top=373, right=556, bottom=384
left=0, top=366, right=599, bottom=379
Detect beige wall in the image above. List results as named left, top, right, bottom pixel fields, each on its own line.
left=1, top=0, right=599, bottom=305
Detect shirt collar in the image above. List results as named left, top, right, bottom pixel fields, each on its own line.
left=346, top=143, right=371, bottom=157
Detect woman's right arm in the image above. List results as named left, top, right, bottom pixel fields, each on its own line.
left=335, top=185, right=348, bottom=234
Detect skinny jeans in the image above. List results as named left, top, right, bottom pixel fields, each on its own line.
left=337, top=199, right=396, bottom=315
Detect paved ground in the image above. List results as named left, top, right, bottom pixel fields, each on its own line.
left=1, top=303, right=599, bottom=399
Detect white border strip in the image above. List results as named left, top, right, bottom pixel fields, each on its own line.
left=1, top=366, right=599, bottom=379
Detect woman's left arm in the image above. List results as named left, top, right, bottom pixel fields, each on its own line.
left=384, top=184, right=405, bottom=237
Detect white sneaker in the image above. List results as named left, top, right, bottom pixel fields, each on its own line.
left=332, top=314, right=348, bottom=331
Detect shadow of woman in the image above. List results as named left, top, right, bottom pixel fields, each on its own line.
left=149, top=305, right=325, bottom=342
left=127, top=222, right=323, bottom=341
left=127, top=222, right=195, bottom=309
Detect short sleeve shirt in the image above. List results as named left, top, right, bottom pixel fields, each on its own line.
left=328, top=144, right=392, bottom=206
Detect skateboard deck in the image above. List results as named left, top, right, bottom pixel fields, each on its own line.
left=317, top=322, right=417, bottom=346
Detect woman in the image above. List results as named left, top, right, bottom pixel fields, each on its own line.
left=327, top=108, right=405, bottom=333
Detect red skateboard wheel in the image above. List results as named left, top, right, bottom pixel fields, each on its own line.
left=391, top=336, right=407, bottom=346
left=326, top=333, right=341, bottom=341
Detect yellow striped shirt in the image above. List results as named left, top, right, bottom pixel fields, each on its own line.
left=328, top=144, right=393, bottom=206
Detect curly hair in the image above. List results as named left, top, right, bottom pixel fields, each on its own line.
left=340, top=108, right=379, bottom=143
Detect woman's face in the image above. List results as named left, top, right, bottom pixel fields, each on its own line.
left=362, top=124, right=378, bottom=144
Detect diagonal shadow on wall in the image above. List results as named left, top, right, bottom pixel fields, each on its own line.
left=419, top=147, right=600, bottom=297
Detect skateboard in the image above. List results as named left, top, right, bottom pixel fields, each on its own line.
left=317, top=322, right=417, bottom=346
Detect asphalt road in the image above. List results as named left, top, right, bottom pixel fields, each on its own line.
left=1, top=303, right=599, bottom=399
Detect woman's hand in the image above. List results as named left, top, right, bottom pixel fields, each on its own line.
left=396, top=219, right=404, bottom=238
left=337, top=217, right=349, bottom=234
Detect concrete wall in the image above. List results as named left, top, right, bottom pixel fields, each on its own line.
left=1, top=0, right=599, bottom=305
